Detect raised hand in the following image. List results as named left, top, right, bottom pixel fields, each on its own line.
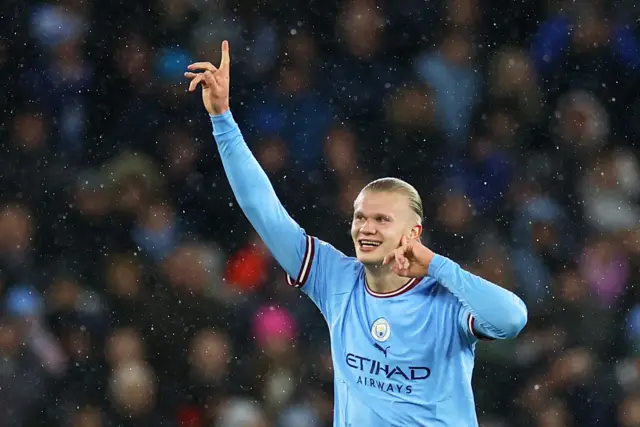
left=184, top=40, right=231, bottom=115
left=383, top=236, right=435, bottom=278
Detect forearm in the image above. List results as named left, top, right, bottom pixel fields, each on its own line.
left=211, top=110, right=306, bottom=276
left=428, top=254, right=528, bottom=340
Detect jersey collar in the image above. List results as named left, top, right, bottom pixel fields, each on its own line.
left=365, top=277, right=422, bottom=298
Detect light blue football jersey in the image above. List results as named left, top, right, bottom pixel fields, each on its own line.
left=287, top=236, right=482, bottom=426
left=210, top=111, right=528, bottom=427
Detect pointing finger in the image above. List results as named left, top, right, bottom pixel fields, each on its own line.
left=187, top=62, right=218, bottom=72
left=219, top=40, right=230, bottom=72
left=184, top=72, right=198, bottom=79
left=395, top=247, right=407, bottom=266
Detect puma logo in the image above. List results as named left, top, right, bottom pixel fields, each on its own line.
left=374, top=343, right=390, bottom=357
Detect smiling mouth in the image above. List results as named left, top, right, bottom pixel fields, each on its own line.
left=359, top=240, right=382, bottom=249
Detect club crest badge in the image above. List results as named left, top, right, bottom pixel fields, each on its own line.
left=371, top=318, right=391, bottom=342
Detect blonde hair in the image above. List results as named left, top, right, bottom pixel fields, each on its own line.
left=361, top=177, right=423, bottom=224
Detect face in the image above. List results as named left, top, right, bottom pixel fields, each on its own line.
left=351, top=190, right=421, bottom=265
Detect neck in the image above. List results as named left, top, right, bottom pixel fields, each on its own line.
left=364, top=264, right=411, bottom=294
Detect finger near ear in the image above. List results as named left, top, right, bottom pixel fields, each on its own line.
left=396, top=249, right=407, bottom=264
left=382, top=252, right=394, bottom=265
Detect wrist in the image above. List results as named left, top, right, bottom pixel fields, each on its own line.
left=211, top=103, right=230, bottom=116
left=421, top=247, right=436, bottom=271
left=210, top=110, right=237, bottom=135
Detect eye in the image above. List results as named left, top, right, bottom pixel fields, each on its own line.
left=354, top=213, right=365, bottom=221
left=376, top=216, right=389, bottom=223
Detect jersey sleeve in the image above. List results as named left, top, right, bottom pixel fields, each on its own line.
left=429, top=254, right=528, bottom=341
left=284, top=236, right=350, bottom=315
left=211, top=111, right=344, bottom=315
left=457, top=306, right=494, bottom=346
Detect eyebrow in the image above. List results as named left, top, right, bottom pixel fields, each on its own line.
left=353, top=211, right=393, bottom=219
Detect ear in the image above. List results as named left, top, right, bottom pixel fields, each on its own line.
left=410, top=224, right=422, bottom=240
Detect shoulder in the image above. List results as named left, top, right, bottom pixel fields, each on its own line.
left=308, top=237, right=363, bottom=281
left=313, top=238, right=359, bottom=266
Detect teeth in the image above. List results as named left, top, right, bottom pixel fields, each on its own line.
left=360, top=240, right=381, bottom=247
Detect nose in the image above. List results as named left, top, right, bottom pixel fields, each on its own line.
left=360, top=219, right=376, bottom=235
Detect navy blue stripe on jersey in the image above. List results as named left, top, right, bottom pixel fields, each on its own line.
left=286, top=235, right=315, bottom=288
left=365, top=277, right=421, bottom=298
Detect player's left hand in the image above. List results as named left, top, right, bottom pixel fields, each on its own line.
left=383, top=236, right=435, bottom=278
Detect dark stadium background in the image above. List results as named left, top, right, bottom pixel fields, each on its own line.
left=1, top=0, right=640, bottom=426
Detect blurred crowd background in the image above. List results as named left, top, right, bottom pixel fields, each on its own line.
left=2, top=0, right=640, bottom=426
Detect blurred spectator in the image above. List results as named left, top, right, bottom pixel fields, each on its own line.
left=329, top=0, right=398, bottom=124
left=414, top=28, right=481, bottom=147
left=108, top=361, right=171, bottom=426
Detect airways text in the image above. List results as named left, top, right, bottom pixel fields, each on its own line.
left=345, top=353, right=431, bottom=395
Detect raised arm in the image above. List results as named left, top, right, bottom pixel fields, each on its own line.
left=210, top=111, right=312, bottom=281
left=184, top=41, right=310, bottom=283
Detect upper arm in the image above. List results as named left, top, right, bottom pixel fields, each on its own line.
left=431, top=254, right=528, bottom=341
